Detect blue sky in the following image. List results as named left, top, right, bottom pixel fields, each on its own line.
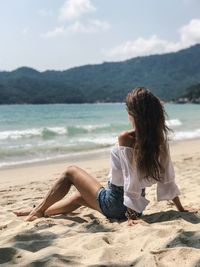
left=0, top=0, right=200, bottom=71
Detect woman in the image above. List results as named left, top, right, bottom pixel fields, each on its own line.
left=14, top=87, right=194, bottom=225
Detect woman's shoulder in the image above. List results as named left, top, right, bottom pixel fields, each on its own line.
left=118, top=130, right=136, bottom=148
left=118, top=129, right=135, bottom=137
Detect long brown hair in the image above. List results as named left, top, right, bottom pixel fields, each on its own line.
left=125, top=87, right=170, bottom=181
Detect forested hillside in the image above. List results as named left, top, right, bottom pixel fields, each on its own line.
left=1, top=44, right=200, bottom=104
left=179, top=83, right=200, bottom=102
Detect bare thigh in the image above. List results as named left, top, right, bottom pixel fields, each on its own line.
left=67, top=165, right=104, bottom=213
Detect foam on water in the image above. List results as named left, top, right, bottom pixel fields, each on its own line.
left=0, top=124, right=118, bottom=140
left=0, top=103, right=199, bottom=169
left=172, top=129, right=200, bottom=140
left=0, top=120, right=183, bottom=141
left=0, top=127, right=67, bottom=140
left=166, top=119, right=182, bottom=127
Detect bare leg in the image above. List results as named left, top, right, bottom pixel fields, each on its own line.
left=15, top=165, right=103, bottom=221
left=44, top=191, right=92, bottom=216
left=14, top=191, right=92, bottom=217
left=14, top=171, right=71, bottom=218
left=14, top=192, right=86, bottom=216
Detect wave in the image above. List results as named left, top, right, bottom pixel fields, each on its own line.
left=0, top=136, right=115, bottom=158
left=0, top=123, right=126, bottom=140
left=1, top=127, right=200, bottom=168
left=0, top=127, right=68, bottom=140
left=166, top=119, right=182, bottom=127
left=78, top=135, right=116, bottom=146
left=172, top=129, right=200, bottom=141
left=67, top=124, right=114, bottom=135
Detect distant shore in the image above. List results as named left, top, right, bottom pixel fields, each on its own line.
left=170, top=98, right=200, bottom=104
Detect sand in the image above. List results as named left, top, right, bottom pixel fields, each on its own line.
left=0, top=139, right=200, bottom=267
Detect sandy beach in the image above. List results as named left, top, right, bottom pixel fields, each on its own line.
left=0, top=139, right=200, bottom=267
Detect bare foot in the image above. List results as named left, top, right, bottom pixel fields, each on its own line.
left=13, top=208, right=44, bottom=221
left=13, top=210, right=32, bottom=217
left=25, top=209, right=44, bottom=221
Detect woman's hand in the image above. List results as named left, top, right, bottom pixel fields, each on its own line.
left=181, top=206, right=200, bottom=213
left=127, top=218, right=146, bottom=226
left=173, top=197, right=199, bottom=213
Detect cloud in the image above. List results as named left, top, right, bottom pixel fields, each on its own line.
left=42, top=19, right=110, bottom=38
left=58, top=0, right=96, bottom=21
left=180, top=19, right=200, bottom=46
left=105, top=19, right=200, bottom=60
left=106, top=36, right=180, bottom=59
left=68, top=19, right=111, bottom=33
left=41, top=0, right=110, bottom=38
left=41, top=27, right=65, bottom=38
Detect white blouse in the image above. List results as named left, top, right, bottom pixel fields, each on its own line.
left=108, top=145, right=180, bottom=213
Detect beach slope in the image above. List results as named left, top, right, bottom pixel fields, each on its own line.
left=0, top=140, right=200, bottom=267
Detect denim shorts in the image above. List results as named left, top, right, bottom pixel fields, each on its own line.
left=96, top=181, right=127, bottom=220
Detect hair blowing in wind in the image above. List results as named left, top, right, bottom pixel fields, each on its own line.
left=125, top=87, right=170, bottom=181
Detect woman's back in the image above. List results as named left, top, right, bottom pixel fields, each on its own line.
left=107, top=131, right=180, bottom=213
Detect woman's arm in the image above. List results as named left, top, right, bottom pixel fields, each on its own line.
left=173, top=196, right=200, bottom=213
left=172, top=196, right=185, bottom=211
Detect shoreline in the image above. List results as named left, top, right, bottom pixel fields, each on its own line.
left=0, top=138, right=200, bottom=189
left=0, top=146, right=111, bottom=171
left=0, top=137, right=199, bottom=171
left=0, top=148, right=110, bottom=188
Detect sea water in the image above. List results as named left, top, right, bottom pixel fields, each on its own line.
left=0, top=103, right=199, bottom=168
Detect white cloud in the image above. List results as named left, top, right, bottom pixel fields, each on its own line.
left=41, top=27, right=65, bottom=38
left=106, top=19, right=200, bottom=60
left=106, top=35, right=180, bottom=59
left=42, top=19, right=110, bottom=38
left=180, top=19, right=200, bottom=46
left=41, top=0, right=110, bottom=38
left=91, top=19, right=111, bottom=31
left=68, top=19, right=111, bottom=33
left=58, top=0, right=96, bottom=21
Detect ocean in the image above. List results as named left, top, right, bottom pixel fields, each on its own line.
left=0, top=103, right=199, bottom=168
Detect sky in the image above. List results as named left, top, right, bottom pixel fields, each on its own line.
left=0, top=0, right=200, bottom=71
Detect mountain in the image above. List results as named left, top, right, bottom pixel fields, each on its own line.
left=175, top=83, right=200, bottom=103
left=1, top=44, right=200, bottom=104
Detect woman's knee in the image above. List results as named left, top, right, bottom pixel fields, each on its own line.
left=65, top=165, right=79, bottom=177
left=58, top=165, right=79, bottom=185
